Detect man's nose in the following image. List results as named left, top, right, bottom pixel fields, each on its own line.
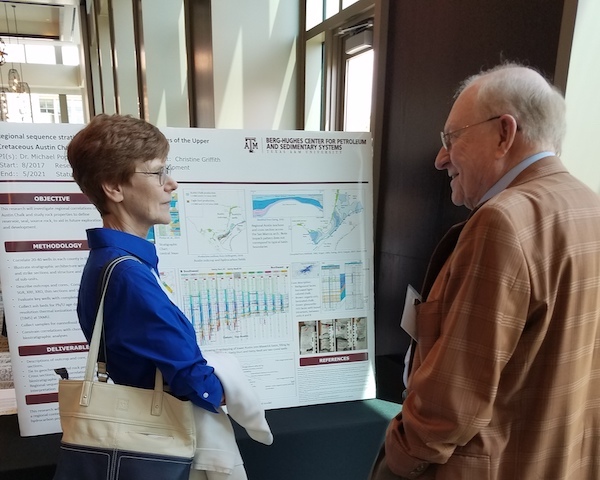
left=434, top=146, right=450, bottom=170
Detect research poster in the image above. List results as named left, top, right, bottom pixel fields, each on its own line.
left=0, top=123, right=375, bottom=436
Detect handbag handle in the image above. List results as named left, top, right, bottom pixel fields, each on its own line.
left=79, top=256, right=166, bottom=416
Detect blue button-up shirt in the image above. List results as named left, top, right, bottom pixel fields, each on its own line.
left=478, top=151, right=555, bottom=206
left=78, top=227, right=223, bottom=412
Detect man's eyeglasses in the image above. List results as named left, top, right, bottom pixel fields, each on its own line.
left=134, top=165, right=173, bottom=186
left=440, top=115, right=501, bottom=151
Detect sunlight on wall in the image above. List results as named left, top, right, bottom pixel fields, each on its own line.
left=273, top=38, right=297, bottom=129
left=218, top=31, right=245, bottom=128
left=212, top=0, right=297, bottom=129
left=561, top=0, right=600, bottom=193
left=304, top=35, right=323, bottom=131
left=143, top=0, right=189, bottom=127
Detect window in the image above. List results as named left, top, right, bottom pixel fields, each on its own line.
left=344, top=48, right=373, bottom=132
left=3, top=43, right=25, bottom=63
left=33, top=95, right=59, bottom=123
left=67, top=95, right=84, bottom=124
left=25, top=44, right=56, bottom=64
left=0, top=38, right=84, bottom=123
left=306, top=0, right=324, bottom=30
left=2, top=92, right=32, bottom=123
left=0, top=3, right=84, bottom=125
left=302, top=0, right=374, bottom=132
left=61, top=45, right=80, bottom=66
left=39, top=97, right=55, bottom=114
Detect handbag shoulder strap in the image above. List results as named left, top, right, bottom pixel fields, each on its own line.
left=79, top=255, right=167, bottom=414
left=97, top=256, right=142, bottom=381
left=84, top=256, right=138, bottom=384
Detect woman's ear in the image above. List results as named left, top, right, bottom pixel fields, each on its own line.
left=102, top=181, right=124, bottom=204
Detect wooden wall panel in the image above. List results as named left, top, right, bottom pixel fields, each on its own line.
left=374, top=0, right=566, bottom=402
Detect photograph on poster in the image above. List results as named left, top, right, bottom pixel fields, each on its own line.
left=299, top=317, right=367, bottom=355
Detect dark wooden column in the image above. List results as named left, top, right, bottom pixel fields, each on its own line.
left=373, top=0, right=567, bottom=402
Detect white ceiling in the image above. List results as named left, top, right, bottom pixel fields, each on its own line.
left=0, top=0, right=79, bottom=43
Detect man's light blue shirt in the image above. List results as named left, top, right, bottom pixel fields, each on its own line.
left=477, top=151, right=555, bottom=206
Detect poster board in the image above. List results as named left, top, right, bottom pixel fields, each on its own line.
left=0, top=123, right=375, bottom=436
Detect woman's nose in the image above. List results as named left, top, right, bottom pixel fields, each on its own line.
left=166, top=174, right=178, bottom=191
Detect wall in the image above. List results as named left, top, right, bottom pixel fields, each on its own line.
left=211, top=0, right=298, bottom=129
left=83, top=0, right=298, bottom=129
left=373, top=0, right=566, bottom=403
left=112, top=0, right=141, bottom=117
left=17, top=64, right=80, bottom=95
left=143, top=0, right=190, bottom=127
left=560, top=0, right=600, bottom=193
left=92, top=0, right=190, bottom=126
left=81, top=0, right=189, bottom=127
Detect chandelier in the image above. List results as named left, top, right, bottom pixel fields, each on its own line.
left=0, top=37, right=6, bottom=66
left=0, top=4, right=32, bottom=122
left=0, top=33, right=6, bottom=120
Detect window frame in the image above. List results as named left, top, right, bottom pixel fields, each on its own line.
left=299, top=0, right=374, bottom=131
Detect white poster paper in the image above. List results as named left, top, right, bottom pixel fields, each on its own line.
left=0, top=123, right=375, bottom=436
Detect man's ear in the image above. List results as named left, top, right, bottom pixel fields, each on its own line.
left=496, top=114, right=519, bottom=156
left=102, top=181, right=124, bottom=204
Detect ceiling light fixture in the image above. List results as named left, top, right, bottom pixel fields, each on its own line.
left=0, top=4, right=32, bottom=122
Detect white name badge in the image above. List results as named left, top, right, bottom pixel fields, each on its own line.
left=400, top=284, right=421, bottom=341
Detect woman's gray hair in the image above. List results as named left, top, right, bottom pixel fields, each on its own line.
left=457, top=63, right=566, bottom=153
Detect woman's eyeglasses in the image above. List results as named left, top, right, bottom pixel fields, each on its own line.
left=134, top=165, right=173, bottom=186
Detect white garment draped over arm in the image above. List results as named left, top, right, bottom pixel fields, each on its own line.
left=191, top=351, right=273, bottom=479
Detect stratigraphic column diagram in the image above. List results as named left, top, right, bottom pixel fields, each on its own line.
left=180, top=268, right=289, bottom=346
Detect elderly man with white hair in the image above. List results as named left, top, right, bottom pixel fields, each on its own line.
left=371, top=63, right=600, bottom=480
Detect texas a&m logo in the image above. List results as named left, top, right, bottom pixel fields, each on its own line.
left=244, top=137, right=259, bottom=153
